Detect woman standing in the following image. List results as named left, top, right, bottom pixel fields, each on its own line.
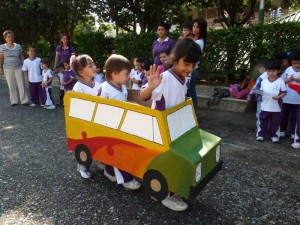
left=188, top=18, right=207, bottom=109
left=0, top=30, right=29, bottom=106
left=53, top=33, right=75, bottom=70
left=152, top=22, right=176, bottom=66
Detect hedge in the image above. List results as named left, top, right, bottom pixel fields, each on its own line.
left=24, top=22, right=300, bottom=82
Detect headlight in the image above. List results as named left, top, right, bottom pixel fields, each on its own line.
left=195, top=162, right=202, bottom=182
left=216, top=145, right=221, bottom=162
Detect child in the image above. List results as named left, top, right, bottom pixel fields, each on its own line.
left=72, top=54, right=102, bottom=178
left=248, top=59, right=267, bottom=130
left=141, top=59, right=152, bottom=86
left=63, top=60, right=77, bottom=92
left=158, top=51, right=172, bottom=75
left=94, top=62, right=105, bottom=84
left=99, top=54, right=141, bottom=190
left=275, top=51, right=291, bottom=75
left=129, top=57, right=137, bottom=87
left=256, top=59, right=287, bottom=143
left=130, top=56, right=144, bottom=90
left=22, top=47, right=43, bottom=106
left=41, top=58, right=55, bottom=110
left=56, top=63, right=65, bottom=106
left=178, top=22, right=192, bottom=39
left=280, top=49, right=300, bottom=140
left=140, top=38, right=202, bottom=211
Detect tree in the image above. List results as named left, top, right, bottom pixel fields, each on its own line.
left=92, top=0, right=211, bottom=33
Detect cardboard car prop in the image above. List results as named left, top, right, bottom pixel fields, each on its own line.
left=64, top=91, right=223, bottom=200
left=288, top=82, right=300, bottom=94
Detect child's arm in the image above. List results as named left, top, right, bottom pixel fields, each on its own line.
left=42, top=77, right=53, bottom=87
left=140, top=65, right=162, bottom=100
left=273, top=91, right=286, bottom=100
left=63, top=78, right=74, bottom=86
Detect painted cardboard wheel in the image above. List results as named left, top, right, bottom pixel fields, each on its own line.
left=143, top=169, right=168, bottom=201
left=75, top=144, right=92, bottom=168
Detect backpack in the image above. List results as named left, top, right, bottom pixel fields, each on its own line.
left=207, top=88, right=230, bottom=106
left=228, top=84, right=240, bottom=97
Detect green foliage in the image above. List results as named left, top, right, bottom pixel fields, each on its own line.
left=201, top=22, right=300, bottom=82
left=114, top=32, right=180, bottom=62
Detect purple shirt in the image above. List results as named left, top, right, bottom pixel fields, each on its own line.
left=63, top=69, right=77, bottom=91
left=55, top=45, right=75, bottom=65
left=152, top=37, right=176, bottom=65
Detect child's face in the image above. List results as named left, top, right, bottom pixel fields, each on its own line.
left=292, top=60, right=300, bottom=72
left=58, top=66, right=64, bottom=73
left=267, top=69, right=279, bottom=80
left=96, top=67, right=101, bottom=73
left=182, top=28, right=191, bottom=37
left=258, top=65, right=266, bottom=74
left=159, top=53, right=168, bottom=64
left=173, top=58, right=196, bottom=77
left=112, top=69, right=130, bottom=85
left=64, top=62, right=70, bottom=70
left=281, top=59, right=289, bottom=70
left=41, top=63, right=48, bottom=69
left=27, top=48, right=36, bottom=59
left=134, top=62, right=142, bottom=72
left=79, top=60, right=96, bottom=79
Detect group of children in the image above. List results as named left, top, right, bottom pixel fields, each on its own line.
left=22, top=47, right=104, bottom=108
left=248, top=48, right=300, bottom=148
left=70, top=38, right=201, bottom=212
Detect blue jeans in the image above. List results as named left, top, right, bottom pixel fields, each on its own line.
left=187, top=69, right=198, bottom=109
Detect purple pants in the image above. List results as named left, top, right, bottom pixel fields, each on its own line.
left=280, top=103, right=298, bottom=135
left=29, top=82, right=43, bottom=105
left=105, top=165, right=133, bottom=183
left=257, top=110, right=281, bottom=138
left=294, top=105, right=300, bottom=143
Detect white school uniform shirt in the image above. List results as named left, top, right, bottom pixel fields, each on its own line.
left=42, top=69, right=53, bottom=88
left=99, top=81, right=127, bottom=101
left=22, top=57, right=42, bottom=82
left=281, top=66, right=300, bottom=104
left=260, top=77, right=287, bottom=112
left=142, top=69, right=189, bottom=110
left=57, top=72, right=64, bottom=90
left=72, top=80, right=101, bottom=96
left=131, top=70, right=143, bottom=90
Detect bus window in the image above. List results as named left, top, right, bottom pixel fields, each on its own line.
left=69, top=98, right=96, bottom=122
left=120, top=111, right=162, bottom=144
left=167, top=105, right=196, bottom=141
left=93, top=104, right=124, bottom=129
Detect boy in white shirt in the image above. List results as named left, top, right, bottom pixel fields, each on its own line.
left=130, top=57, right=144, bottom=90
left=22, top=47, right=43, bottom=106
left=257, top=59, right=287, bottom=143
left=41, top=58, right=55, bottom=110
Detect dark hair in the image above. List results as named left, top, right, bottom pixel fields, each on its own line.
left=57, top=63, right=64, bottom=68
left=170, top=38, right=201, bottom=64
left=291, top=49, right=300, bottom=61
left=181, top=22, right=192, bottom=30
left=142, top=60, right=153, bottom=71
left=95, top=62, right=101, bottom=69
left=136, top=56, right=145, bottom=64
left=27, top=46, right=36, bottom=51
left=104, top=54, right=131, bottom=80
left=72, top=54, right=93, bottom=77
left=59, top=33, right=72, bottom=53
left=157, top=21, right=170, bottom=30
left=275, top=51, right=290, bottom=60
left=265, top=58, right=281, bottom=70
left=256, top=58, right=267, bottom=68
left=193, top=18, right=207, bottom=43
left=159, top=50, right=170, bottom=55
left=41, top=58, right=51, bottom=67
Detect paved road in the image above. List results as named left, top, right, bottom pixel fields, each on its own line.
left=0, top=76, right=299, bottom=225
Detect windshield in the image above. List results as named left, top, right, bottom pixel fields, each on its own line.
left=166, top=105, right=197, bottom=141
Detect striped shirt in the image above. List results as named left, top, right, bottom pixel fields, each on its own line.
left=0, top=43, right=23, bottom=69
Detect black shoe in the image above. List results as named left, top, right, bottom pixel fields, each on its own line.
left=11, top=103, right=18, bottom=106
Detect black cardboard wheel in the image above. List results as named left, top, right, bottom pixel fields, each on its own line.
left=75, top=144, right=92, bottom=168
left=143, top=169, right=168, bottom=201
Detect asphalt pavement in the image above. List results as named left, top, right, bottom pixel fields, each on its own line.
left=0, top=75, right=299, bottom=225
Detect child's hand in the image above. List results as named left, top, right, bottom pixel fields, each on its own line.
left=286, top=75, right=295, bottom=82
left=147, top=64, right=162, bottom=89
left=272, top=96, right=280, bottom=100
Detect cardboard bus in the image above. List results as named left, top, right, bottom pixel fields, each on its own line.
left=64, top=91, right=222, bottom=200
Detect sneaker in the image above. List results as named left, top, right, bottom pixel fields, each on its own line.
left=291, top=142, right=300, bottom=149
left=77, top=164, right=91, bottom=179
left=46, top=105, right=56, bottom=110
left=291, top=134, right=295, bottom=139
left=104, top=169, right=117, bottom=182
left=30, top=103, right=37, bottom=107
left=123, top=179, right=141, bottom=190
left=280, top=132, right=285, bottom=138
left=271, top=137, right=279, bottom=143
left=161, top=194, right=188, bottom=211
left=256, top=136, right=264, bottom=142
